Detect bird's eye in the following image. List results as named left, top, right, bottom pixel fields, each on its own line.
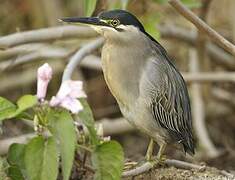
left=111, top=19, right=120, bottom=27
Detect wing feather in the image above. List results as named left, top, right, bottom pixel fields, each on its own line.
left=143, top=51, right=194, bottom=154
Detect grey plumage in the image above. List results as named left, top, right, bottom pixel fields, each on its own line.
left=135, top=31, right=194, bottom=154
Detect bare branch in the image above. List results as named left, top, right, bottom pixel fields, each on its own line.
left=0, top=26, right=98, bottom=48
left=169, top=0, right=235, bottom=56
left=122, top=159, right=204, bottom=177
left=122, top=162, right=153, bottom=177
left=189, top=49, right=219, bottom=158
left=182, top=72, right=235, bottom=82
left=158, top=25, right=235, bottom=70
left=62, top=38, right=104, bottom=81
left=0, top=46, right=70, bottom=71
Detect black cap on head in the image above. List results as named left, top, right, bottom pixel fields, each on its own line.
left=98, top=10, right=145, bottom=33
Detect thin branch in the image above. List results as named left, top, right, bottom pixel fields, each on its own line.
left=169, top=0, right=235, bottom=56
left=122, top=159, right=204, bottom=177
left=122, top=162, right=153, bottom=177
left=158, top=25, right=235, bottom=70
left=0, top=26, right=98, bottom=48
left=182, top=72, right=235, bottom=82
left=189, top=48, right=219, bottom=158
left=0, top=47, right=70, bottom=71
left=62, top=38, right=104, bottom=82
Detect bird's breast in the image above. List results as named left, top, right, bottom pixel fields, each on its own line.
left=101, top=42, right=146, bottom=108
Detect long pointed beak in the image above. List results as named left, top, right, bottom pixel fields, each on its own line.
left=59, top=17, right=109, bottom=27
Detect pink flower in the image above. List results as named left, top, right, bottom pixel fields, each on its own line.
left=50, top=80, right=86, bottom=114
left=37, top=63, right=53, bottom=100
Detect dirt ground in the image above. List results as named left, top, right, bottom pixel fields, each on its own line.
left=123, top=166, right=234, bottom=180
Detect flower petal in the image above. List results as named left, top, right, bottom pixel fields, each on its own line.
left=56, top=80, right=87, bottom=99
left=60, top=96, right=83, bottom=114
left=49, top=96, right=61, bottom=107
left=37, top=63, right=53, bottom=81
left=36, top=63, right=53, bottom=100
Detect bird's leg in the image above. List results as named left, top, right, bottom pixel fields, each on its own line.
left=145, top=138, right=154, bottom=161
left=155, top=143, right=167, bottom=165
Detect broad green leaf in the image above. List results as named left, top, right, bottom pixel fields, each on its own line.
left=7, top=143, right=26, bottom=168
left=0, top=97, right=16, bottom=121
left=24, top=136, right=59, bottom=180
left=48, top=109, right=76, bottom=180
left=85, top=0, right=97, bottom=16
left=15, top=95, right=37, bottom=115
left=92, top=141, right=124, bottom=180
left=7, top=143, right=26, bottom=180
left=79, top=99, right=98, bottom=145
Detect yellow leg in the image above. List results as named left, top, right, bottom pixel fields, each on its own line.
left=145, top=138, right=154, bottom=161
left=157, top=143, right=166, bottom=160
left=153, top=143, right=167, bottom=165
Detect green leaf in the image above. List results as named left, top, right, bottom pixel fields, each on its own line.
left=0, top=97, right=17, bottom=121
left=48, top=109, right=76, bottom=180
left=7, top=143, right=26, bottom=168
left=7, top=143, right=26, bottom=180
left=15, top=95, right=37, bottom=115
left=85, top=0, right=97, bottom=16
left=24, top=136, right=59, bottom=180
left=92, top=141, right=124, bottom=180
left=0, top=95, right=37, bottom=121
left=79, top=99, right=98, bottom=145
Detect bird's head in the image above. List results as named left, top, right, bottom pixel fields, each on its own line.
left=60, top=10, right=146, bottom=42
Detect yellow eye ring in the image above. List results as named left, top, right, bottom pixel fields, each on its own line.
left=111, top=19, right=120, bottom=27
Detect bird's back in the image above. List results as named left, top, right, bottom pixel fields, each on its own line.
left=139, top=33, right=195, bottom=154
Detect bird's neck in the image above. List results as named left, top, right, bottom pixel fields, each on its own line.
left=101, top=38, right=150, bottom=107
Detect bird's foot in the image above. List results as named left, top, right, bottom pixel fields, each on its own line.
left=124, top=161, right=138, bottom=170
left=150, top=155, right=166, bottom=166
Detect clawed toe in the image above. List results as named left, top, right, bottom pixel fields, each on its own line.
left=124, top=161, right=138, bottom=170
left=149, top=155, right=166, bottom=166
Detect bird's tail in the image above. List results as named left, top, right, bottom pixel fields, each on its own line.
left=181, top=133, right=195, bottom=155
